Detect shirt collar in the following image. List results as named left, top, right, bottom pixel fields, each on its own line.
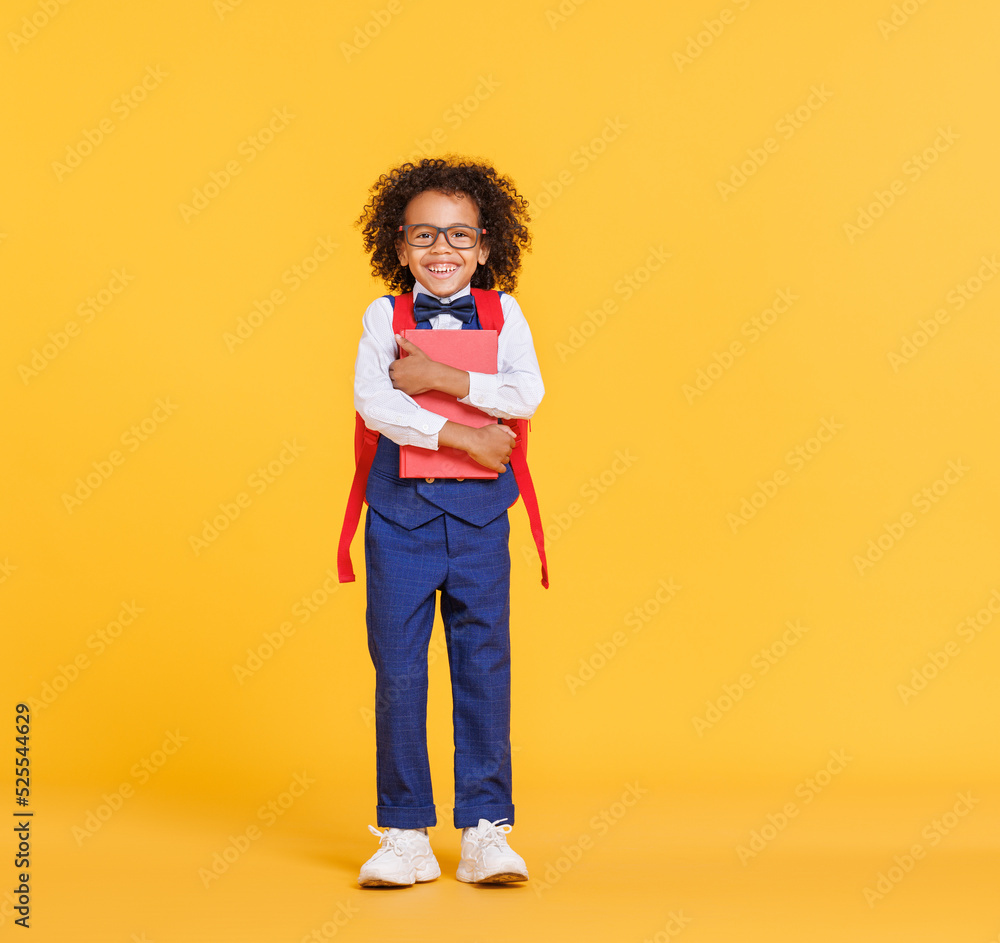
left=413, top=280, right=472, bottom=305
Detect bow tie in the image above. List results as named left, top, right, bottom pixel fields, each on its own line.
left=413, top=292, right=476, bottom=323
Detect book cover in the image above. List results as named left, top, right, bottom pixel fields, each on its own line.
left=398, top=329, right=499, bottom=479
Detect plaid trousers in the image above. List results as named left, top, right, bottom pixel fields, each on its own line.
left=364, top=506, right=515, bottom=829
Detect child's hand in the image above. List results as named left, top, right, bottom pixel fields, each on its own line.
left=470, top=423, right=517, bottom=472
left=390, top=334, right=471, bottom=398
left=389, top=334, right=438, bottom=395
left=439, top=421, right=516, bottom=473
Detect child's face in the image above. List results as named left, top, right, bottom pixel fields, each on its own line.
left=395, top=189, right=489, bottom=297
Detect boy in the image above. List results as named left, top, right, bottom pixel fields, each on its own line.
left=349, top=158, right=543, bottom=886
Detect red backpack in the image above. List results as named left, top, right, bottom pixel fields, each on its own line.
left=337, top=288, right=549, bottom=587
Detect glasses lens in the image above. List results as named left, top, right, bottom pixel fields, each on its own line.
left=445, top=226, right=478, bottom=248
left=406, top=225, right=438, bottom=246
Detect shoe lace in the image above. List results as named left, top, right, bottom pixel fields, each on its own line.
left=466, top=818, right=513, bottom=852
left=367, top=823, right=412, bottom=856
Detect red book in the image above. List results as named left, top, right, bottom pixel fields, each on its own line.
left=398, top=329, right=499, bottom=479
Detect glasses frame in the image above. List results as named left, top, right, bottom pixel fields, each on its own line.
left=397, top=223, right=488, bottom=249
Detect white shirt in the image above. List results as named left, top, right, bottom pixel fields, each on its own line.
left=353, top=280, right=545, bottom=450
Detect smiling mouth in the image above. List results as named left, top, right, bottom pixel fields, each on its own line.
left=426, top=264, right=459, bottom=276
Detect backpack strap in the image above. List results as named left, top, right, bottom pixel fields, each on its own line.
left=505, top=418, right=548, bottom=587
left=472, top=289, right=548, bottom=588
left=471, top=287, right=504, bottom=331
left=337, top=294, right=414, bottom=582
left=337, top=414, right=381, bottom=582
left=392, top=291, right=416, bottom=333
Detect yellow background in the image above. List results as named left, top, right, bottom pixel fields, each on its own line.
left=2, top=0, right=999, bottom=940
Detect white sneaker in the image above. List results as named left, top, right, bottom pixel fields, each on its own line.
left=457, top=818, right=529, bottom=884
left=358, top=824, right=441, bottom=887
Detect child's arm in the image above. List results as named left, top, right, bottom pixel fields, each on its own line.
left=354, top=297, right=450, bottom=450
left=385, top=337, right=516, bottom=471
left=389, top=333, right=471, bottom=398
left=463, top=294, right=545, bottom=421
left=438, top=421, right=516, bottom=473
left=387, top=294, right=544, bottom=421
left=355, top=298, right=519, bottom=473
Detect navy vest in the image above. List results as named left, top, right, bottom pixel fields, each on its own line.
left=364, top=294, right=519, bottom=529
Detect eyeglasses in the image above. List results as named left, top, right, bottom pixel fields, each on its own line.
left=397, top=224, right=487, bottom=249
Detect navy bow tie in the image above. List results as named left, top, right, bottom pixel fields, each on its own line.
left=413, top=292, right=476, bottom=323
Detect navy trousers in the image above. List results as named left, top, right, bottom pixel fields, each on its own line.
left=364, top=506, right=514, bottom=829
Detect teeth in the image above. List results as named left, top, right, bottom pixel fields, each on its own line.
left=428, top=265, right=457, bottom=273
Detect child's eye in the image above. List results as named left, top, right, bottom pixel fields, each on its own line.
left=449, top=228, right=474, bottom=244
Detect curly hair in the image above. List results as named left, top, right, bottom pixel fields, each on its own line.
left=356, top=156, right=532, bottom=295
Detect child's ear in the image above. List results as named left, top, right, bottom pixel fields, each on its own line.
left=477, top=240, right=490, bottom=265
left=395, top=238, right=409, bottom=266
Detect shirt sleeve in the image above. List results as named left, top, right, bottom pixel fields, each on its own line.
left=353, top=296, right=448, bottom=450
left=460, top=293, right=545, bottom=420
